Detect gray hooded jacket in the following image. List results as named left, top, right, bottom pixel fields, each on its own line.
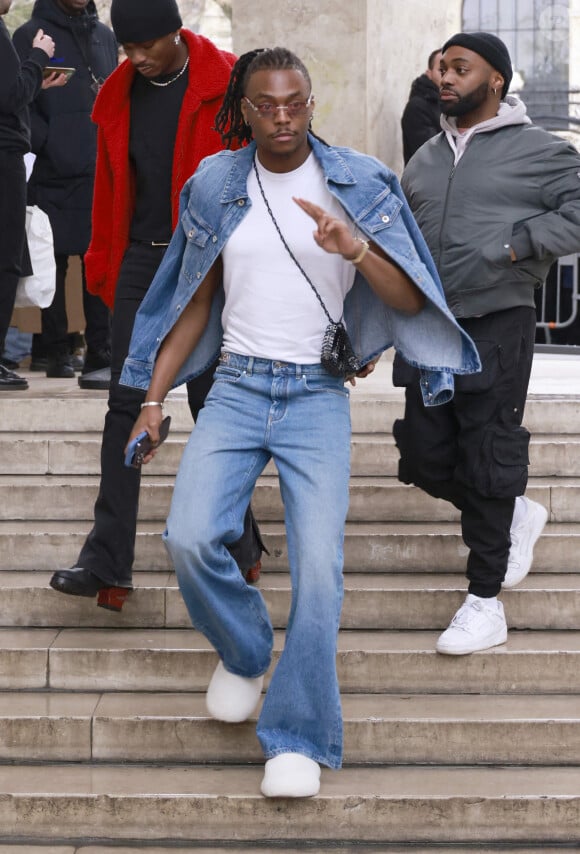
left=402, top=96, right=580, bottom=318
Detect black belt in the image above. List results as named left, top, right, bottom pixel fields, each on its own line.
left=131, top=239, right=171, bottom=247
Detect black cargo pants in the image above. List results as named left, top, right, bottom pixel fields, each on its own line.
left=393, top=305, right=537, bottom=597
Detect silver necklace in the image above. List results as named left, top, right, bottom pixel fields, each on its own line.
left=148, top=55, right=190, bottom=88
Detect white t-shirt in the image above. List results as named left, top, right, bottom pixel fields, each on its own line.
left=221, top=152, right=356, bottom=363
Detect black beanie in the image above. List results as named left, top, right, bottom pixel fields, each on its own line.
left=110, top=0, right=182, bottom=44
left=442, top=32, right=513, bottom=98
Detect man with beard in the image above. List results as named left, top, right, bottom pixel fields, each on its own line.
left=397, top=32, right=580, bottom=655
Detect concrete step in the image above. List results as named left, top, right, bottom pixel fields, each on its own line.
left=2, top=690, right=580, bottom=766
left=0, top=764, right=578, bottom=845
left=0, top=848, right=567, bottom=854
left=10, top=848, right=571, bottom=854
left=1, top=518, right=579, bottom=574
left=2, top=627, right=580, bottom=693
left=0, top=849, right=568, bottom=854
left=1, top=475, right=573, bottom=524
left=1, top=386, right=580, bottom=435
left=3, top=431, right=579, bottom=478
left=0, top=571, right=578, bottom=631
left=0, top=849, right=569, bottom=854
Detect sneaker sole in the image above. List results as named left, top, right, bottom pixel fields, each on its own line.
left=436, top=628, right=508, bottom=655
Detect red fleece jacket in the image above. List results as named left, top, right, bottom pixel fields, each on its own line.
left=85, top=30, right=236, bottom=309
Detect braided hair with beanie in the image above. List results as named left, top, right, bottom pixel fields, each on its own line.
left=215, top=47, right=326, bottom=149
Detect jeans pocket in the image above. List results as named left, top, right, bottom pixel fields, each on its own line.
left=214, top=364, right=244, bottom=384
left=302, top=373, right=350, bottom=397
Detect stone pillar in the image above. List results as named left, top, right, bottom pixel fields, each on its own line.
left=232, top=0, right=460, bottom=175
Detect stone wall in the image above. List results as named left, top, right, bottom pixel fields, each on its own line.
left=232, top=0, right=461, bottom=175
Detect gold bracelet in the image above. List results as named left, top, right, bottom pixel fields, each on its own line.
left=350, top=238, right=370, bottom=265
left=140, top=401, right=164, bottom=409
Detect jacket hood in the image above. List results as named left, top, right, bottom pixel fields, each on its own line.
left=440, top=95, right=532, bottom=164
left=409, top=74, right=439, bottom=102
left=441, top=94, right=531, bottom=137
left=31, top=0, right=98, bottom=29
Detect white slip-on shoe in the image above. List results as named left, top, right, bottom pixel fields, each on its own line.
left=205, top=660, right=263, bottom=723
left=502, top=496, right=548, bottom=588
left=436, top=594, right=507, bottom=655
left=261, top=753, right=321, bottom=798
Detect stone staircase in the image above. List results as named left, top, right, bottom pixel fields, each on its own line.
left=0, top=358, right=579, bottom=852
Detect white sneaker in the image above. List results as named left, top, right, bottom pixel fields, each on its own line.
left=502, top=497, right=548, bottom=589
left=205, top=660, right=263, bottom=723
left=436, top=594, right=507, bottom=655
left=261, top=753, right=321, bottom=798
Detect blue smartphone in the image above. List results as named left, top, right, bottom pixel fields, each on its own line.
left=124, top=415, right=171, bottom=468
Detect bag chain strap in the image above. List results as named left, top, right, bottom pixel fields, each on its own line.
left=252, top=158, right=339, bottom=325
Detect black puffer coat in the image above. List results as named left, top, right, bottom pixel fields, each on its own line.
left=401, top=74, right=441, bottom=165
left=13, top=0, right=117, bottom=254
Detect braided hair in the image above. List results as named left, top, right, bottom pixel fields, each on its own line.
left=215, top=47, right=324, bottom=149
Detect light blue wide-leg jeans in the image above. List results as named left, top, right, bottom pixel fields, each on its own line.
left=164, top=353, right=351, bottom=769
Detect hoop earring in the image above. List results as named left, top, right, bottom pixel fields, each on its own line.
left=174, top=34, right=181, bottom=45
left=492, top=87, right=497, bottom=95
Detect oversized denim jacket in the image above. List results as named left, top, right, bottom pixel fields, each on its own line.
left=121, top=135, right=480, bottom=405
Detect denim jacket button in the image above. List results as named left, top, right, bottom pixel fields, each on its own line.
left=212, top=235, right=218, bottom=242
left=188, top=230, right=194, bottom=238
left=237, top=199, right=245, bottom=206
left=197, top=272, right=202, bottom=278
left=176, top=305, right=181, bottom=312
left=382, top=215, right=390, bottom=223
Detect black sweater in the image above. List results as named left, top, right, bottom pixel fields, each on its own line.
left=12, top=0, right=118, bottom=254
left=401, top=74, right=441, bottom=165
left=0, top=17, right=46, bottom=153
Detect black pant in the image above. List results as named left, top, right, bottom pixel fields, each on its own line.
left=77, top=242, right=262, bottom=586
left=393, top=306, right=536, bottom=597
left=39, top=254, right=111, bottom=357
left=0, top=152, right=30, bottom=352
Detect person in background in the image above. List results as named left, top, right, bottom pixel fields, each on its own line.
left=0, top=0, right=64, bottom=390
left=13, top=0, right=117, bottom=383
left=121, top=47, right=479, bottom=798
left=49, top=0, right=264, bottom=611
left=398, top=32, right=580, bottom=656
left=401, top=47, right=442, bottom=164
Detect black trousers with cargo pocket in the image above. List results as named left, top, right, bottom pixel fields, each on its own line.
left=393, top=305, right=537, bottom=597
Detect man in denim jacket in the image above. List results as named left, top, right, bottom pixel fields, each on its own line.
left=121, top=48, right=478, bottom=800
left=122, top=143, right=478, bottom=399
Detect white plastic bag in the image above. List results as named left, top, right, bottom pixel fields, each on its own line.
left=15, top=205, right=56, bottom=309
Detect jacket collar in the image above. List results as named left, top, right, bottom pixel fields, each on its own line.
left=93, top=29, right=234, bottom=125
left=218, top=133, right=358, bottom=204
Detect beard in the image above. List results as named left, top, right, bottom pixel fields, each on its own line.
left=440, top=81, right=489, bottom=117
